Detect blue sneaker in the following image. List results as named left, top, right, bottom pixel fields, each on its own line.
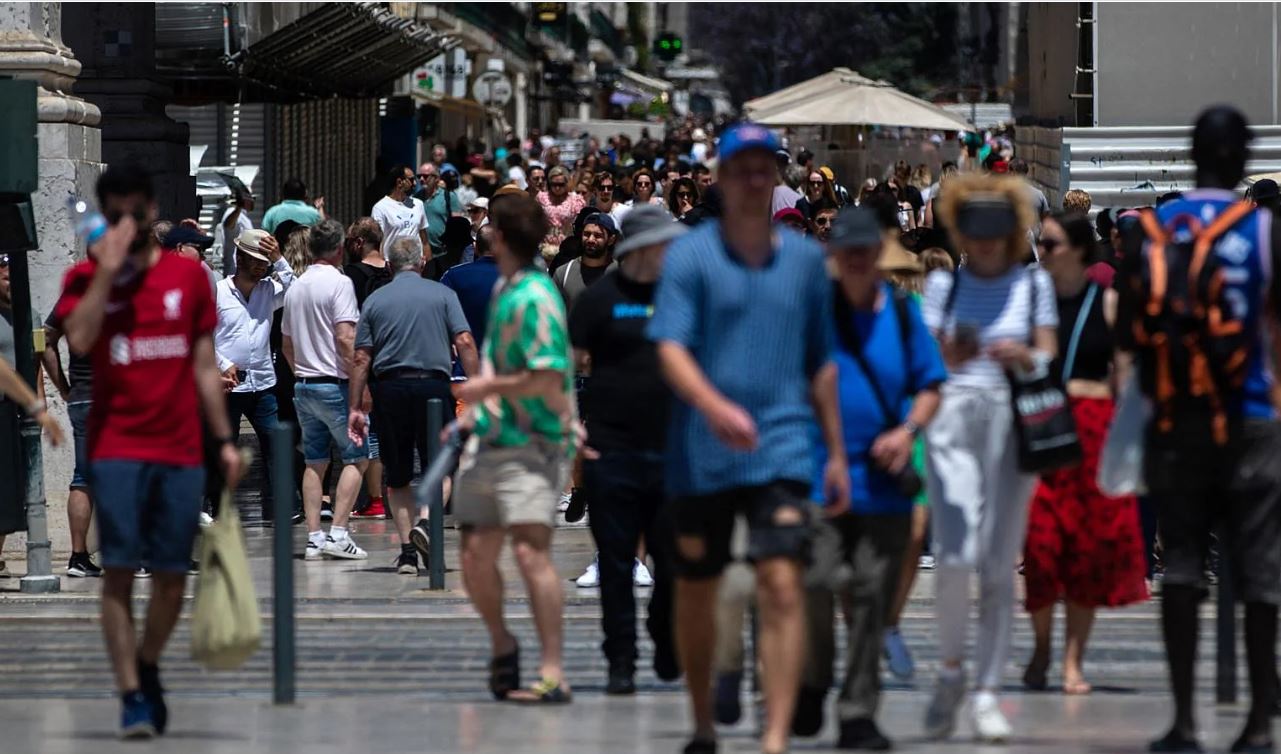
left=137, top=659, right=168, bottom=734
left=120, top=691, right=156, bottom=740
left=884, top=627, right=915, bottom=681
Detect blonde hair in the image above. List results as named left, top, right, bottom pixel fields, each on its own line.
left=282, top=226, right=311, bottom=277
left=1063, top=188, right=1092, bottom=214
left=919, top=247, right=956, bottom=274
left=935, top=173, right=1036, bottom=265
left=910, top=164, right=933, bottom=190
left=885, top=270, right=924, bottom=294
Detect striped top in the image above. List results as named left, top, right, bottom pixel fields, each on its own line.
left=647, top=222, right=834, bottom=497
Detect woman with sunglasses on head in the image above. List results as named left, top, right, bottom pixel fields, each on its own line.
left=537, top=165, right=587, bottom=265
left=667, top=177, right=701, bottom=223
left=1021, top=212, right=1148, bottom=696
left=920, top=173, right=1058, bottom=743
left=797, top=169, right=841, bottom=221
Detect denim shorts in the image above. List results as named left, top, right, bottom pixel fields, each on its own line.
left=294, top=380, right=365, bottom=465
left=68, top=401, right=91, bottom=491
left=89, top=460, right=204, bottom=573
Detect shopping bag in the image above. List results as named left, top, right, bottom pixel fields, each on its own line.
left=1097, top=372, right=1150, bottom=497
left=191, top=488, right=261, bottom=670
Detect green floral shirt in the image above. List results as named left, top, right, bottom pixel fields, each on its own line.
left=473, top=268, right=576, bottom=452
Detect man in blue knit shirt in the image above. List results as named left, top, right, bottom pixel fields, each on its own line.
left=649, top=123, right=850, bottom=754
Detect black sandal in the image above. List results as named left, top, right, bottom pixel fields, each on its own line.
left=507, top=677, right=572, bottom=704
left=488, top=644, right=520, bottom=700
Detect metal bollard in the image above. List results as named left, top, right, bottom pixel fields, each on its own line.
left=1215, top=527, right=1236, bottom=704
left=426, top=399, right=446, bottom=589
left=271, top=424, right=296, bottom=705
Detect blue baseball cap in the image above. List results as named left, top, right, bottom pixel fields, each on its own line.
left=717, top=123, right=781, bottom=163
left=583, top=212, right=618, bottom=235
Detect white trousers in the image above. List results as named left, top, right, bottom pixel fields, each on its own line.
left=926, top=384, right=1037, bottom=691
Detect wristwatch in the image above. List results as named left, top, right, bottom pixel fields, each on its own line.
left=902, top=419, right=921, bottom=438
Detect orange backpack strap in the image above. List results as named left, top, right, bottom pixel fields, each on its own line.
left=1139, top=209, right=1168, bottom=317
left=1190, top=200, right=1256, bottom=284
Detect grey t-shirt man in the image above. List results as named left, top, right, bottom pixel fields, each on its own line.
left=355, top=270, right=470, bottom=376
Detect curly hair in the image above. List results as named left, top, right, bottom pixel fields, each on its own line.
left=934, top=172, right=1036, bottom=265
left=282, top=226, right=311, bottom=277
left=1062, top=188, right=1092, bottom=214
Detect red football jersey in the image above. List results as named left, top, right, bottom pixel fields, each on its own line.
left=53, top=253, right=216, bottom=466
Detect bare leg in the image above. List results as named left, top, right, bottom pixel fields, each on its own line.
left=889, top=504, right=929, bottom=626
left=301, top=462, right=329, bottom=532
left=1063, top=603, right=1095, bottom=694
left=387, top=485, right=414, bottom=543
left=461, top=527, right=515, bottom=656
left=1024, top=605, right=1053, bottom=689
left=138, top=573, right=187, bottom=665
left=676, top=575, right=721, bottom=742
left=68, top=489, right=92, bottom=554
left=510, top=523, right=567, bottom=688
left=364, top=459, right=383, bottom=499
left=330, top=460, right=369, bottom=528
left=101, top=568, right=139, bottom=691
left=756, top=557, right=806, bottom=754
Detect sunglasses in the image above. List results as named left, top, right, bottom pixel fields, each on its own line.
left=635, top=180, right=652, bottom=187
left=467, top=207, right=486, bottom=214
left=808, top=180, right=825, bottom=187
left=676, top=191, right=693, bottom=199
left=597, top=184, right=614, bottom=192
left=814, top=216, right=834, bottom=227
left=549, top=181, right=568, bottom=189
left=1036, top=238, right=1062, bottom=253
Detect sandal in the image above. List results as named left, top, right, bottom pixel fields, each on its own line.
left=507, top=677, right=572, bottom=704
left=488, top=644, right=520, bottom=700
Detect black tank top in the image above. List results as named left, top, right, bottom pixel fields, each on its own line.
left=1053, top=284, right=1112, bottom=382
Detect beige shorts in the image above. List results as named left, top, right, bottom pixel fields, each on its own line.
left=453, top=437, right=566, bottom=529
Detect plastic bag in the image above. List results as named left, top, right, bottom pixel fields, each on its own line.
left=1097, top=372, right=1150, bottom=497
left=190, top=491, right=261, bottom=669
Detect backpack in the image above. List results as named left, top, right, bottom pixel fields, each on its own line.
left=1129, top=200, right=1254, bottom=445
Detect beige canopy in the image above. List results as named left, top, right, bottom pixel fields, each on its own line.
left=746, top=68, right=974, bottom=132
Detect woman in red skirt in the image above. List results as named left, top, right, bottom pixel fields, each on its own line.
left=1022, top=212, right=1149, bottom=695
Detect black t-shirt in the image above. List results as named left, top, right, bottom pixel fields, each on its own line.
left=568, top=269, right=670, bottom=452
left=345, top=261, right=392, bottom=309
left=43, top=310, right=93, bottom=403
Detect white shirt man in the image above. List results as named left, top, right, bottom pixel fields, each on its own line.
left=215, top=191, right=256, bottom=275
left=372, top=165, right=430, bottom=259
left=214, top=230, right=295, bottom=393
left=282, top=262, right=359, bottom=379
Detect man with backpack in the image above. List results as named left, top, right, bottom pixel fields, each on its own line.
left=1117, top=105, right=1281, bottom=754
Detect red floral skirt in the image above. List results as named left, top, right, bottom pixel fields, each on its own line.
left=1023, top=396, right=1150, bottom=612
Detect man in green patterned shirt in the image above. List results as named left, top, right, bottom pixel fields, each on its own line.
left=452, top=193, right=576, bottom=704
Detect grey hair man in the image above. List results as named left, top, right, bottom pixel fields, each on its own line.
left=347, top=237, right=478, bottom=574
left=282, top=218, right=370, bottom=561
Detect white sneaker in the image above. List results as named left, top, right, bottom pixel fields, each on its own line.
left=971, top=691, right=1012, bottom=743
left=918, top=554, right=936, bottom=570
left=633, top=560, right=654, bottom=587
left=199, top=511, right=215, bottom=528
left=322, top=534, right=368, bottom=560
left=923, top=668, right=966, bottom=740
left=557, top=493, right=572, bottom=513
left=575, top=556, right=600, bottom=588
left=304, top=540, right=324, bottom=561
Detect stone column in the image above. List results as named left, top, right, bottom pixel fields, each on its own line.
left=62, top=2, right=196, bottom=221
left=0, top=2, right=104, bottom=557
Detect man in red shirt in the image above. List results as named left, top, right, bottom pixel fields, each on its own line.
left=54, top=165, right=242, bottom=740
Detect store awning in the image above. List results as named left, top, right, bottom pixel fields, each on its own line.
left=749, top=68, right=974, bottom=132
left=231, top=3, right=457, bottom=99
left=618, top=68, right=673, bottom=96
left=410, top=88, right=504, bottom=120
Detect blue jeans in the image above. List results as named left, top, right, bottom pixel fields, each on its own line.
left=89, top=461, right=204, bottom=572
left=227, top=389, right=285, bottom=516
left=293, top=380, right=364, bottom=465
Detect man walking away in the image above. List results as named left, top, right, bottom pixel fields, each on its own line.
left=54, top=164, right=242, bottom=739
left=648, top=123, right=850, bottom=754
left=214, top=229, right=295, bottom=522
left=281, top=219, right=370, bottom=561
left=347, top=238, right=478, bottom=575
left=451, top=193, right=576, bottom=704
left=569, top=204, right=686, bottom=695
left=442, top=225, right=501, bottom=351
left=1117, top=106, right=1281, bottom=754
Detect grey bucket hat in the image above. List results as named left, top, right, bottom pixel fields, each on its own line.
left=614, top=204, right=687, bottom=258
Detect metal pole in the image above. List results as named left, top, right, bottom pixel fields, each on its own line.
left=271, top=423, right=296, bottom=705
left=8, top=243, right=57, bottom=593
left=426, top=399, right=446, bottom=590
left=1215, top=527, right=1236, bottom=704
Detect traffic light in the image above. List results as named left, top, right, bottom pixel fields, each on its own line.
left=653, top=32, right=682, bottom=62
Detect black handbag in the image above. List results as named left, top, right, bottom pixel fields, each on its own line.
left=1004, top=272, right=1083, bottom=473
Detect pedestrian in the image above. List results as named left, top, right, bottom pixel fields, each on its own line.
left=795, top=206, right=945, bottom=750
left=812, top=201, right=839, bottom=243
left=920, top=173, right=1056, bottom=742
left=1021, top=212, right=1149, bottom=696
left=590, top=171, right=626, bottom=224
left=568, top=204, right=685, bottom=694
left=347, top=238, right=478, bottom=575
left=693, top=163, right=713, bottom=193
left=343, top=218, right=391, bottom=309
left=262, top=177, right=322, bottom=233
left=372, top=165, right=430, bottom=260
left=1062, top=188, right=1092, bottom=215
left=441, top=225, right=501, bottom=350
left=552, top=213, right=617, bottom=311
left=668, top=177, right=701, bottom=222
left=1117, top=106, right=1281, bottom=754
left=538, top=166, right=587, bottom=262
left=771, top=149, right=803, bottom=215
left=53, top=164, right=241, bottom=739
left=215, top=186, right=255, bottom=275
left=648, top=123, right=849, bottom=754
left=773, top=208, right=808, bottom=233
left=796, top=169, right=840, bottom=220
left=416, top=162, right=463, bottom=272
left=0, top=352, right=61, bottom=445
left=450, top=193, right=576, bottom=704
left=526, top=164, right=547, bottom=198
left=281, top=218, right=370, bottom=561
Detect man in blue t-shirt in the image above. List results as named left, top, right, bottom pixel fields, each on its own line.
left=1118, top=106, right=1281, bottom=754
left=648, top=123, right=850, bottom=754
left=797, top=207, right=946, bottom=749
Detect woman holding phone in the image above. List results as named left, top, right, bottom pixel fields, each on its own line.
left=919, top=174, right=1057, bottom=743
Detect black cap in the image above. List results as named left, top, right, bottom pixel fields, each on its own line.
left=828, top=207, right=883, bottom=248
left=162, top=226, right=214, bottom=249
left=1253, top=179, right=1280, bottom=202
left=955, top=193, right=1017, bottom=240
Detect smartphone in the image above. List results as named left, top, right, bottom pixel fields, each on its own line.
left=953, top=323, right=980, bottom=352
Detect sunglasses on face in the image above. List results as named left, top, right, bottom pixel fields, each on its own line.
left=597, top=184, right=614, bottom=192
left=814, top=216, right=834, bottom=227
left=1037, top=238, right=1063, bottom=253
left=635, top=180, right=652, bottom=187
left=550, top=181, right=568, bottom=189
left=676, top=191, right=693, bottom=199
left=808, top=180, right=824, bottom=187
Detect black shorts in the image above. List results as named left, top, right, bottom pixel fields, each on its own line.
left=371, top=376, right=454, bottom=489
left=670, top=480, right=812, bottom=580
left=1145, top=419, right=1281, bottom=604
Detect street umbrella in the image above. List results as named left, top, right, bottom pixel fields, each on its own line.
left=750, top=68, right=974, bottom=132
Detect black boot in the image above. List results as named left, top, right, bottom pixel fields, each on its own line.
left=1234, top=602, right=1279, bottom=753
left=838, top=717, right=893, bottom=751
left=791, top=686, right=826, bottom=737
left=1150, top=584, right=1203, bottom=752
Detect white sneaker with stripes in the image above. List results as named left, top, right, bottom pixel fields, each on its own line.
left=322, top=534, right=368, bottom=560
